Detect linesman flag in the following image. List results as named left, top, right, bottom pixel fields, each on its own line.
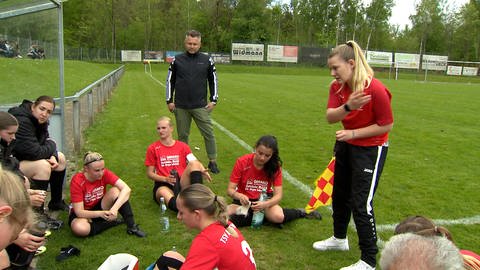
left=305, top=157, right=335, bottom=213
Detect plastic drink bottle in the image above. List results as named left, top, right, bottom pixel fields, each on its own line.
left=251, top=188, right=268, bottom=229
left=159, top=197, right=170, bottom=232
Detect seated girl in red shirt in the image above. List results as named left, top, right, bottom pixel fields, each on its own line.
left=227, top=135, right=321, bottom=228
left=148, top=184, right=257, bottom=270
left=69, top=151, right=145, bottom=237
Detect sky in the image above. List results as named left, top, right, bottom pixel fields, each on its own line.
left=376, top=0, right=468, bottom=28
left=275, top=0, right=469, bottom=28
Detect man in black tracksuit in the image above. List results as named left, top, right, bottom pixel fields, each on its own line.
left=165, top=30, right=220, bottom=174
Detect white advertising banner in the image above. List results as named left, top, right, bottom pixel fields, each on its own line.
left=267, top=45, right=298, bottom=63
left=366, top=51, right=392, bottom=66
left=121, top=50, right=142, bottom=62
left=446, top=65, right=462, bottom=75
left=462, top=67, right=478, bottom=76
left=422, top=54, right=448, bottom=71
left=394, top=53, right=420, bottom=69
left=231, top=43, right=264, bottom=61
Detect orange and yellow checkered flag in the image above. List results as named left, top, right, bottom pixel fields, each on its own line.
left=305, top=157, right=335, bottom=213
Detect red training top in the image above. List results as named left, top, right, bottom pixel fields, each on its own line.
left=230, top=153, right=282, bottom=200
left=70, top=169, right=119, bottom=210
left=327, top=77, right=393, bottom=147
left=181, top=221, right=256, bottom=270
left=144, top=140, right=192, bottom=177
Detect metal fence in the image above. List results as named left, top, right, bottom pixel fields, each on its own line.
left=0, top=65, right=125, bottom=156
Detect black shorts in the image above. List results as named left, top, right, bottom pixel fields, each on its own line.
left=68, top=201, right=103, bottom=225
left=230, top=193, right=273, bottom=227
left=152, top=182, right=174, bottom=204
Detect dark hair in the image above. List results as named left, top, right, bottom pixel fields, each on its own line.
left=185, top=30, right=201, bottom=39
left=394, top=215, right=454, bottom=242
left=255, top=135, right=282, bottom=180
left=178, top=184, right=229, bottom=227
left=0, top=112, right=18, bottom=130
left=34, top=96, right=55, bottom=110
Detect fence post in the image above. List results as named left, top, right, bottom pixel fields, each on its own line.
left=87, top=91, right=94, bottom=126
left=73, top=99, right=81, bottom=153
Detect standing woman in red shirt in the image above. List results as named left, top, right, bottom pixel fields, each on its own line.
left=312, top=40, right=393, bottom=270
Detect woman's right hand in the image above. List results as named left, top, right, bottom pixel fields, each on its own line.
left=13, top=230, right=45, bottom=252
left=238, top=193, right=250, bottom=206
left=28, top=189, right=46, bottom=207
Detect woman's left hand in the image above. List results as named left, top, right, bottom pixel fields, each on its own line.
left=103, top=210, right=118, bottom=221
left=47, top=156, right=59, bottom=170
left=336, top=129, right=354, bottom=141
left=251, top=200, right=267, bottom=212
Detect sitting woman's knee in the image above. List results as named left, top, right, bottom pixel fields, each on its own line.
left=55, top=152, right=67, bottom=171
left=71, top=219, right=90, bottom=237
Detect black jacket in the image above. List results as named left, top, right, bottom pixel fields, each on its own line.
left=8, top=100, right=57, bottom=161
left=166, top=51, right=218, bottom=109
left=0, top=139, right=20, bottom=172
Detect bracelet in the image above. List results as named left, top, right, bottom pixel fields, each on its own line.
left=352, top=130, right=356, bottom=139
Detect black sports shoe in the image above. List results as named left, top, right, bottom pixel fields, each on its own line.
left=300, top=208, right=322, bottom=220
left=41, top=214, right=64, bottom=230
left=208, top=161, right=220, bottom=174
left=48, top=200, right=69, bottom=211
left=127, top=224, right=146, bottom=238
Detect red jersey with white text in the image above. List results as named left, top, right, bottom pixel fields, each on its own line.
left=70, top=169, right=119, bottom=210
left=181, top=221, right=256, bottom=270
left=230, top=153, right=282, bottom=200
left=144, top=140, right=192, bottom=177
left=327, top=77, right=393, bottom=146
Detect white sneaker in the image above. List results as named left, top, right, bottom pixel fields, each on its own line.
left=340, top=260, right=375, bottom=270
left=312, top=236, right=349, bottom=251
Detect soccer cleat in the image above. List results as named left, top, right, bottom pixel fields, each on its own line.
left=127, top=224, right=146, bottom=238
left=340, top=260, right=375, bottom=270
left=35, top=245, right=47, bottom=256
left=304, top=210, right=322, bottom=220
left=313, top=236, right=349, bottom=251
left=208, top=161, right=220, bottom=174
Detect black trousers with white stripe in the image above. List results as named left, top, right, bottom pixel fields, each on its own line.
left=331, top=140, right=388, bottom=267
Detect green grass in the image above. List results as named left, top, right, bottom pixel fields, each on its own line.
left=5, top=61, right=478, bottom=269
left=0, top=58, right=120, bottom=104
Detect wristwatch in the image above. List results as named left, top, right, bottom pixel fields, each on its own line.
left=343, top=103, right=351, bottom=112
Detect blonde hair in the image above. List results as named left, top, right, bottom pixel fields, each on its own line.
left=179, top=184, right=238, bottom=236
left=157, top=116, right=173, bottom=127
left=329, top=40, right=373, bottom=92
left=83, top=151, right=103, bottom=166
left=0, top=165, right=33, bottom=233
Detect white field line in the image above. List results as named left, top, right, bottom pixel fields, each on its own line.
left=146, top=71, right=479, bottom=233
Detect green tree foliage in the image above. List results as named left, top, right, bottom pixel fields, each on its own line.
left=3, top=0, right=473, bottom=61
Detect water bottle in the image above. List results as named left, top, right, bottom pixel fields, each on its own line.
left=159, top=197, right=170, bottom=232
left=251, top=188, right=268, bottom=229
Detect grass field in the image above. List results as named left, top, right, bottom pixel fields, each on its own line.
left=2, top=59, right=479, bottom=269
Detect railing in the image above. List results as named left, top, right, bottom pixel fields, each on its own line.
left=0, top=65, right=125, bottom=155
